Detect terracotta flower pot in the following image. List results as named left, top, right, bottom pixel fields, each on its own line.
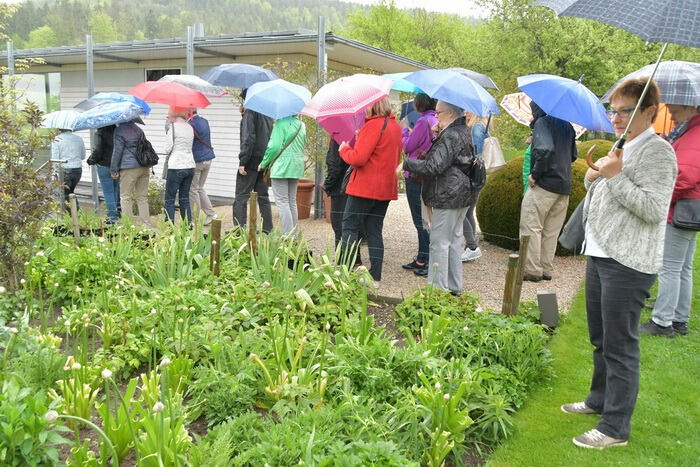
left=296, top=178, right=315, bottom=220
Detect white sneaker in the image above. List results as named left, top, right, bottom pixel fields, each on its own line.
left=461, top=247, right=482, bottom=262
left=203, top=213, right=218, bottom=226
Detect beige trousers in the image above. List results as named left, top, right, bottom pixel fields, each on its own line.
left=119, top=166, right=151, bottom=225
left=189, top=160, right=216, bottom=218
left=519, top=185, right=569, bottom=277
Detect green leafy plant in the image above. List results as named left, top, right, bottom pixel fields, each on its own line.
left=0, top=377, right=69, bottom=466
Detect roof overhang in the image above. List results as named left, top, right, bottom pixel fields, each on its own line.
left=0, top=30, right=430, bottom=74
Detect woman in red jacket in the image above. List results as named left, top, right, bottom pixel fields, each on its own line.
left=641, top=105, right=700, bottom=337
left=339, top=97, right=402, bottom=281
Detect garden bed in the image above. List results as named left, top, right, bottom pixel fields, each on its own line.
left=1, top=219, right=555, bottom=465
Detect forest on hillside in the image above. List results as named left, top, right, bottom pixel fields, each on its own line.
left=4, top=0, right=360, bottom=49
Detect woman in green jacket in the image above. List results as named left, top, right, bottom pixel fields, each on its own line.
left=258, top=116, right=306, bottom=235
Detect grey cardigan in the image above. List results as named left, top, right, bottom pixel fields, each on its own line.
left=583, top=132, right=677, bottom=274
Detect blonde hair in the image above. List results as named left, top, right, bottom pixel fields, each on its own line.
left=465, top=112, right=488, bottom=128
left=365, top=97, right=392, bottom=118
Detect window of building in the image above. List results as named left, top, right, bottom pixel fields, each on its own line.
left=145, top=68, right=181, bottom=81
left=2, top=72, right=61, bottom=112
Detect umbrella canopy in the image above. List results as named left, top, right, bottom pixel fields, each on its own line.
left=243, top=79, right=311, bottom=120
left=446, top=67, right=499, bottom=90
left=42, top=110, right=81, bottom=130
left=302, top=74, right=393, bottom=120
left=400, top=101, right=421, bottom=128
left=201, top=63, right=278, bottom=89
left=318, top=110, right=366, bottom=145
left=517, top=74, right=614, bottom=133
left=600, top=60, right=700, bottom=107
left=382, top=72, right=424, bottom=93
left=129, top=81, right=211, bottom=109
left=158, top=74, right=227, bottom=97
left=90, top=92, right=151, bottom=114
left=532, top=0, right=700, bottom=48
left=404, top=69, right=499, bottom=117
left=500, top=92, right=587, bottom=138
left=73, top=101, right=146, bottom=131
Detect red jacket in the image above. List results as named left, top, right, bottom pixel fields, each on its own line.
left=340, top=114, right=402, bottom=201
left=668, top=114, right=700, bottom=223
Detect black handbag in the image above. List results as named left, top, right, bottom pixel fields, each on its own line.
left=558, top=198, right=585, bottom=252
left=672, top=198, right=700, bottom=231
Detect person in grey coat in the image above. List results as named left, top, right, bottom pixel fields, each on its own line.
left=561, top=78, right=677, bottom=450
left=402, top=100, right=475, bottom=294
left=111, top=119, right=151, bottom=225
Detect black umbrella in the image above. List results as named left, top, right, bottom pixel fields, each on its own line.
left=447, top=67, right=499, bottom=90
left=534, top=0, right=700, bottom=164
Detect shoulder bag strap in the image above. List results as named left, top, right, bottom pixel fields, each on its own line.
left=191, top=125, right=214, bottom=151
left=268, top=120, right=302, bottom=168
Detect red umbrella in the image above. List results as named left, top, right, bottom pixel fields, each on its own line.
left=128, top=81, right=211, bottom=109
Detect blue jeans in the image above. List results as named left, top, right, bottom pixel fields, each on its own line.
left=164, top=168, right=194, bottom=225
left=405, top=178, right=429, bottom=263
left=651, top=223, right=697, bottom=327
left=96, top=164, right=120, bottom=222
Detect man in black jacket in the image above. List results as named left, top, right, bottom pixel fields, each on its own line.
left=232, top=89, right=274, bottom=232
left=519, top=101, right=577, bottom=282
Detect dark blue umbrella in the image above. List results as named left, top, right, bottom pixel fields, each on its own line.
left=404, top=69, right=499, bottom=117
left=533, top=0, right=700, bottom=48
left=201, top=64, right=278, bottom=89
left=400, top=101, right=421, bottom=129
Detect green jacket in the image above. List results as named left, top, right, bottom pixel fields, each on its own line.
left=259, top=116, right=306, bottom=179
left=522, top=145, right=531, bottom=194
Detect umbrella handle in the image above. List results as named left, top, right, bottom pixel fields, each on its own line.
left=585, top=144, right=600, bottom=171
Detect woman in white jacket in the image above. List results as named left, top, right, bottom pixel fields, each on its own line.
left=164, top=107, right=196, bottom=225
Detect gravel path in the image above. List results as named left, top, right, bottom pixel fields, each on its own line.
left=203, top=194, right=587, bottom=312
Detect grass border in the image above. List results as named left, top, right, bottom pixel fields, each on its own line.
left=487, top=239, right=700, bottom=466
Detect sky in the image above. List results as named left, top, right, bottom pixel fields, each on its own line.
left=343, top=0, right=490, bottom=18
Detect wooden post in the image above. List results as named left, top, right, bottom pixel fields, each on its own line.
left=248, top=192, right=257, bottom=255
left=210, top=219, right=222, bottom=276
left=510, top=235, right=530, bottom=316
left=501, top=253, right=519, bottom=315
left=69, top=194, right=80, bottom=243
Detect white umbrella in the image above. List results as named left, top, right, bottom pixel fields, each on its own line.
left=158, top=74, right=227, bottom=97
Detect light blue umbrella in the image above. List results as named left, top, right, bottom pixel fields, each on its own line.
left=517, top=74, right=614, bottom=133
left=90, top=92, right=151, bottom=115
left=382, top=72, right=424, bottom=93
left=404, top=69, right=499, bottom=116
left=244, top=79, right=312, bottom=120
left=72, top=101, right=146, bottom=131
left=42, top=110, right=81, bottom=130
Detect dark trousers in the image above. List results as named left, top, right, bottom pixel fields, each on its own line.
left=405, top=177, right=429, bottom=263
left=232, top=169, right=273, bottom=233
left=63, top=168, right=82, bottom=210
left=330, top=194, right=347, bottom=247
left=341, top=195, right=388, bottom=281
left=584, top=256, right=655, bottom=440
left=164, top=168, right=194, bottom=224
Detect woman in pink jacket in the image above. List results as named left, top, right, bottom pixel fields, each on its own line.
left=641, top=105, right=700, bottom=337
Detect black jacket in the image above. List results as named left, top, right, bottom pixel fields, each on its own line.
left=87, top=125, right=115, bottom=167
left=238, top=108, right=273, bottom=170
left=323, top=140, right=350, bottom=197
left=403, top=117, right=475, bottom=209
left=529, top=102, right=577, bottom=195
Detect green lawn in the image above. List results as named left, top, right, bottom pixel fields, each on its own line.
left=488, top=237, right=700, bottom=466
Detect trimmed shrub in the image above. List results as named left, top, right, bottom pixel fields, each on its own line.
left=577, top=139, right=614, bottom=163
left=476, top=157, right=589, bottom=253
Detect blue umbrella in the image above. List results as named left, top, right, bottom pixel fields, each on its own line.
left=400, top=101, right=421, bottom=128
left=90, top=92, right=151, bottom=115
left=517, top=74, right=614, bottom=133
left=243, top=79, right=312, bottom=120
left=202, top=64, right=278, bottom=89
left=404, top=70, right=499, bottom=117
left=72, top=101, right=146, bottom=131
left=382, top=72, right=424, bottom=93
left=42, top=110, right=81, bottom=130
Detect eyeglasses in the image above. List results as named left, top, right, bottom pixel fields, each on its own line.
left=605, top=107, right=637, bottom=118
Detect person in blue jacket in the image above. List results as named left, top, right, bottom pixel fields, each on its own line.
left=187, top=110, right=218, bottom=225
